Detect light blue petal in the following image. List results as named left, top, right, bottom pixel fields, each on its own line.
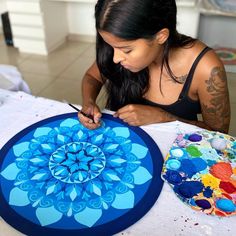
left=60, top=118, right=79, bottom=128
left=9, top=187, right=30, bottom=206
left=92, top=184, right=102, bottom=196
left=30, top=157, right=46, bottom=165
left=76, top=130, right=84, bottom=139
left=46, top=185, right=56, bottom=196
left=33, top=127, right=52, bottom=138
left=31, top=173, right=47, bottom=181
left=92, top=134, right=104, bottom=143
left=105, top=144, right=119, bottom=150
left=103, top=170, right=120, bottom=182
left=41, top=144, right=54, bottom=153
left=13, top=142, right=30, bottom=157
left=74, top=207, right=102, bottom=227
left=36, top=206, right=63, bottom=226
left=69, top=187, right=78, bottom=201
left=113, top=127, right=130, bottom=138
left=1, top=163, right=21, bottom=180
left=108, top=156, right=126, bottom=166
left=132, top=167, right=152, bottom=185
left=57, top=134, right=67, bottom=144
left=112, top=191, right=134, bottom=209
left=131, top=144, right=148, bottom=159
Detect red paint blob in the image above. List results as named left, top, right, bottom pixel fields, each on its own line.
left=215, top=210, right=226, bottom=217
left=220, top=181, right=236, bottom=194
left=210, top=163, right=233, bottom=181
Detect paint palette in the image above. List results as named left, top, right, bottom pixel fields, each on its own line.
left=161, top=130, right=236, bottom=217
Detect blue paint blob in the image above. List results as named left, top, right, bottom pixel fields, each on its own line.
left=195, top=199, right=212, bottom=209
left=188, top=134, right=202, bottom=142
left=207, top=160, right=217, bottom=167
left=166, top=159, right=181, bottom=170
left=216, top=199, right=236, bottom=213
left=180, top=159, right=197, bottom=178
left=192, top=158, right=207, bottom=172
left=203, top=187, right=213, bottom=198
left=170, top=148, right=184, bottom=158
left=174, top=181, right=204, bottom=198
left=190, top=198, right=197, bottom=206
left=164, top=170, right=183, bottom=185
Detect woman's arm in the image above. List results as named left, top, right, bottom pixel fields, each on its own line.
left=82, top=61, right=104, bottom=106
left=113, top=104, right=212, bottom=129
left=79, top=62, right=104, bottom=128
left=196, top=50, right=230, bottom=133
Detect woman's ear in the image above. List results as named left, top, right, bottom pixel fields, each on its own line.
left=155, top=28, right=169, bottom=44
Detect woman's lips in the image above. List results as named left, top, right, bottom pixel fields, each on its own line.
left=121, top=63, right=130, bottom=69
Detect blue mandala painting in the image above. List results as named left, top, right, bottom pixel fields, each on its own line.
left=0, top=113, right=163, bottom=236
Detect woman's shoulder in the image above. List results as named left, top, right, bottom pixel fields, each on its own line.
left=188, top=40, right=223, bottom=66
left=170, top=40, right=222, bottom=77
left=192, top=41, right=224, bottom=77
left=178, top=40, right=224, bottom=77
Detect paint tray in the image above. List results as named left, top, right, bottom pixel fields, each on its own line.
left=161, top=130, right=236, bottom=216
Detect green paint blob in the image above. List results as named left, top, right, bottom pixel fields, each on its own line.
left=186, top=145, right=202, bottom=157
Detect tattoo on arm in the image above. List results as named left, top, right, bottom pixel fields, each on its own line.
left=202, top=67, right=230, bottom=133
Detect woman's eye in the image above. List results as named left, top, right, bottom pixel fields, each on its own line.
left=123, top=50, right=132, bottom=54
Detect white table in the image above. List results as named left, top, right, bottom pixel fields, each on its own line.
left=0, top=89, right=235, bottom=236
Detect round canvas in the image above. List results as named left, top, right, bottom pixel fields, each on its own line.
left=162, top=130, right=236, bottom=217
left=0, top=113, right=163, bottom=236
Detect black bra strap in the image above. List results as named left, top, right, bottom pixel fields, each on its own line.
left=179, top=46, right=212, bottom=99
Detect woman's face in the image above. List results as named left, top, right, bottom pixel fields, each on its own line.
left=99, top=31, right=163, bottom=72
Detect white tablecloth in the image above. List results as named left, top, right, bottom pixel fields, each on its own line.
left=0, top=89, right=235, bottom=236
left=0, top=65, right=31, bottom=94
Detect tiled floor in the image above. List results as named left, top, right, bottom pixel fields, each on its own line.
left=0, top=34, right=235, bottom=136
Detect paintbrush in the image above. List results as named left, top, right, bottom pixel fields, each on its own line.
left=65, top=102, right=95, bottom=123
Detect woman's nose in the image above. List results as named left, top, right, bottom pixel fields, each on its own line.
left=113, top=49, right=125, bottom=64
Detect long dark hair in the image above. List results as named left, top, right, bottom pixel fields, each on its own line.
left=95, top=0, right=195, bottom=110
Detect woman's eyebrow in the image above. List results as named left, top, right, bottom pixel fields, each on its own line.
left=114, top=45, right=132, bottom=49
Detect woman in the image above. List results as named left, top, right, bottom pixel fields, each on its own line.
left=78, top=0, right=230, bottom=133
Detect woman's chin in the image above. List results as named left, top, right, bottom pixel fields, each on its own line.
left=123, top=66, right=140, bottom=73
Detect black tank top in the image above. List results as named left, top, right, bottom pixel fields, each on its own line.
left=143, top=47, right=212, bottom=121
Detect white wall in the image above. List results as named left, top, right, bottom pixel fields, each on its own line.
left=0, top=0, right=7, bottom=14
left=67, top=2, right=96, bottom=40
left=0, top=0, right=7, bottom=32
left=198, top=14, right=236, bottom=48
left=177, top=6, right=200, bottom=38
left=66, top=1, right=200, bottom=41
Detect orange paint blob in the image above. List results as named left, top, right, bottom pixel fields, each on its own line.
left=230, top=179, right=236, bottom=188
left=209, top=162, right=233, bottom=181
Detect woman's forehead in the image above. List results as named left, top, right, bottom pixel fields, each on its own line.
left=99, top=31, right=150, bottom=48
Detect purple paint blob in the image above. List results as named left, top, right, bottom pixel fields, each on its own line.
left=188, top=134, right=202, bottom=142
left=195, top=199, right=212, bottom=209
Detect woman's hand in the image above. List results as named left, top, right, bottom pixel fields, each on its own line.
left=113, top=104, right=173, bottom=126
left=78, top=103, right=102, bottom=129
